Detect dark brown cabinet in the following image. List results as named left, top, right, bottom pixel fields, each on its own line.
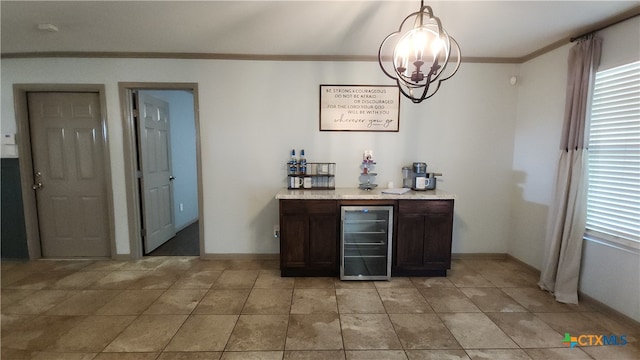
left=394, top=199, right=454, bottom=276
left=279, top=200, right=339, bottom=276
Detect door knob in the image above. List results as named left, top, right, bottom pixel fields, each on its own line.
left=169, top=176, right=176, bottom=181
left=32, top=182, right=43, bottom=190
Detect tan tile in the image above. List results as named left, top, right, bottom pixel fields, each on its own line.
left=1, top=314, right=35, bottom=332
left=80, top=260, right=128, bottom=272
left=262, top=260, right=281, bottom=270
left=94, top=353, right=159, bottom=360
left=220, top=351, right=284, bottom=360
left=1, top=315, right=83, bottom=351
left=373, top=277, right=415, bottom=288
left=193, top=289, right=250, bottom=314
left=476, top=269, right=536, bottom=288
left=389, top=313, right=460, bottom=349
left=405, top=349, right=470, bottom=360
left=165, top=315, right=238, bottom=352
left=378, top=288, right=433, bottom=314
left=254, top=270, right=295, bottom=289
left=119, top=256, right=170, bottom=271
left=501, top=287, right=576, bottom=312
left=31, top=352, right=98, bottom=360
left=225, top=314, right=289, bottom=351
left=334, top=280, right=375, bottom=289
left=486, top=312, right=562, bottom=348
left=103, top=314, right=188, bottom=352
left=419, top=288, right=481, bottom=313
left=171, top=270, right=222, bottom=289
left=0, top=348, right=34, bottom=360
left=46, top=315, right=136, bottom=352
left=2, top=290, right=77, bottom=315
left=290, top=289, right=337, bottom=314
left=1, top=270, right=31, bottom=288
left=525, top=347, right=592, bottom=359
left=243, top=288, right=293, bottom=314
left=96, top=289, right=165, bottom=315
left=90, top=271, right=147, bottom=289
left=459, top=287, right=527, bottom=312
left=336, top=289, right=385, bottom=314
left=294, top=277, right=336, bottom=289
left=128, top=270, right=180, bottom=289
left=46, top=289, right=121, bottom=315
left=465, top=349, right=532, bottom=360
left=157, top=352, right=223, bottom=360
left=1, top=288, right=37, bottom=308
left=227, top=259, right=268, bottom=270
left=447, top=268, right=494, bottom=287
left=144, top=289, right=207, bottom=314
left=214, top=270, right=259, bottom=289
left=439, top=313, right=518, bottom=349
left=156, top=257, right=198, bottom=273
left=410, top=277, right=455, bottom=288
left=580, top=311, right=639, bottom=342
left=340, top=314, right=402, bottom=350
left=284, top=350, right=346, bottom=359
left=534, top=312, right=609, bottom=335
left=581, top=344, right=640, bottom=360
left=6, top=260, right=57, bottom=272
left=47, top=270, right=109, bottom=289
left=346, top=350, right=408, bottom=359
left=6, top=271, right=73, bottom=290
left=190, top=260, right=231, bottom=271
left=286, top=313, right=343, bottom=350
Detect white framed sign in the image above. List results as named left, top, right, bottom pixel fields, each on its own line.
left=319, top=85, right=400, bottom=132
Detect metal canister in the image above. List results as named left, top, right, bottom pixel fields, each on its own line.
left=413, top=162, right=427, bottom=174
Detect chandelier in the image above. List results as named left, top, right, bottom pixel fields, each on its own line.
left=378, top=1, right=461, bottom=103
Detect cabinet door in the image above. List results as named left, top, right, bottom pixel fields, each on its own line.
left=309, top=214, right=339, bottom=269
left=395, top=214, right=425, bottom=268
left=424, top=206, right=453, bottom=268
left=280, top=214, right=307, bottom=268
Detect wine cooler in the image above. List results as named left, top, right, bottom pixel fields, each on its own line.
left=340, top=206, right=393, bottom=280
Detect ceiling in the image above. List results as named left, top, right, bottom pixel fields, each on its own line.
left=2, top=1, right=639, bottom=61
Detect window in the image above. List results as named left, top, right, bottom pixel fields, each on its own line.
left=586, top=60, right=640, bottom=250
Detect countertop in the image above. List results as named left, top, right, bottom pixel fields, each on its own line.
left=275, top=188, right=455, bottom=200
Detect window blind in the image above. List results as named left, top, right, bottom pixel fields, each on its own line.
left=586, top=60, right=640, bottom=248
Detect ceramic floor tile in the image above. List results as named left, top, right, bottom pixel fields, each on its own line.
left=334, top=280, right=375, bottom=289
left=294, top=277, right=336, bottom=289
left=525, top=347, right=592, bottom=359
left=340, top=314, right=402, bottom=350
left=128, top=270, right=180, bottom=289
left=286, top=313, right=343, bottom=350
left=388, top=313, right=460, bottom=349
left=439, top=313, right=518, bottom=349
left=1, top=314, right=35, bottom=332
left=80, top=260, right=128, bottom=272
left=419, top=287, right=481, bottom=313
left=345, top=350, right=408, bottom=359
left=171, top=270, right=222, bottom=289
left=1, top=270, right=31, bottom=288
left=284, top=350, right=346, bottom=359
left=157, top=352, right=223, bottom=360
left=335, top=289, right=386, bottom=314
left=2, top=290, right=77, bottom=315
left=465, top=349, right=533, bottom=360
left=93, top=352, right=159, bottom=360
left=103, top=314, right=188, bottom=352
left=190, top=260, right=232, bottom=271
left=165, top=314, right=238, bottom=352
left=155, top=257, right=198, bottom=273
left=581, top=343, right=640, bottom=360
left=243, top=288, right=293, bottom=314
left=254, top=270, right=295, bottom=289
left=46, top=289, right=121, bottom=315
left=459, top=287, right=527, bottom=312
left=30, top=352, right=98, bottom=360
left=373, top=277, right=415, bottom=289
left=533, top=312, right=610, bottom=335
left=447, top=268, right=494, bottom=288
left=404, top=349, right=470, bottom=360
left=143, top=289, right=207, bottom=314
left=486, top=312, right=563, bottom=348
left=193, top=289, right=250, bottom=314
left=95, top=289, right=164, bottom=315
left=90, top=271, right=147, bottom=289
left=6, top=271, right=73, bottom=290
left=410, top=277, right=455, bottom=288
left=580, top=311, right=639, bottom=342
left=45, top=315, right=136, bottom=352
left=290, top=288, right=337, bottom=314
left=227, top=260, right=269, bottom=270
left=213, top=270, right=259, bottom=289
left=475, top=269, right=536, bottom=288
left=225, top=314, right=289, bottom=351
left=501, top=287, right=576, bottom=313
left=378, top=288, right=433, bottom=314
left=119, top=257, right=170, bottom=271
left=48, top=270, right=110, bottom=289
left=220, top=351, right=284, bottom=360
left=1, top=315, right=83, bottom=351
left=1, top=288, right=37, bottom=309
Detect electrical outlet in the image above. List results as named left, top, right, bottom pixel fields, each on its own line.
left=179, top=203, right=184, bottom=212
left=273, top=225, right=280, bottom=238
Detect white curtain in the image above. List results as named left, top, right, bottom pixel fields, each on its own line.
left=538, top=36, right=602, bottom=304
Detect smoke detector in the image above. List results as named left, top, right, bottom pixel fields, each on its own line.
left=37, top=23, right=59, bottom=32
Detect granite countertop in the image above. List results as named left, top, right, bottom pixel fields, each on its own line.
left=275, top=188, right=455, bottom=200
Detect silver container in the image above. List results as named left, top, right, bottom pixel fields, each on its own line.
left=413, top=162, right=427, bottom=174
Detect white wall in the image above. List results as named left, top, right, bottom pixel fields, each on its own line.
left=510, top=17, right=640, bottom=322
left=1, top=58, right=518, bottom=256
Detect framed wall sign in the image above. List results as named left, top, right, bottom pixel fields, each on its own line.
left=319, top=85, right=400, bottom=132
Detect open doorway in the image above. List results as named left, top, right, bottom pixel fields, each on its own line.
left=119, top=83, right=203, bottom=258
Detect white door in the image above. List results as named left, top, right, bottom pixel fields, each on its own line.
left=136, top=91, right=176, bottom=253
left=27, top=92, right=111, bottom=257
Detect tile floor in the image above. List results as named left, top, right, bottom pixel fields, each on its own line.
left=1, top=256, right=638, bottom=360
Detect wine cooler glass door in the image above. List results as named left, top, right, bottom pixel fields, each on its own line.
left=340, top=206, right=393, bottom=280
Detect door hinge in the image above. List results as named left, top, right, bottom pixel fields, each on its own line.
left=140, top=229, right=146, bottom=238
left=133, top=109, right=139, bottom=118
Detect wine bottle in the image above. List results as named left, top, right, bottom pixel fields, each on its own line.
left=288, top=149, right=297, bottom=175
left=298, top=149, right=307, bottom=175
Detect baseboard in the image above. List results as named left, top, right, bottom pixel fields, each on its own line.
left=578, top=291, right=640, bottom=330
left=451, top=253, right=508, bottom=260
left=506, top=254, right=541, bottom=274
left=200, top=253, right=279, bottom=261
